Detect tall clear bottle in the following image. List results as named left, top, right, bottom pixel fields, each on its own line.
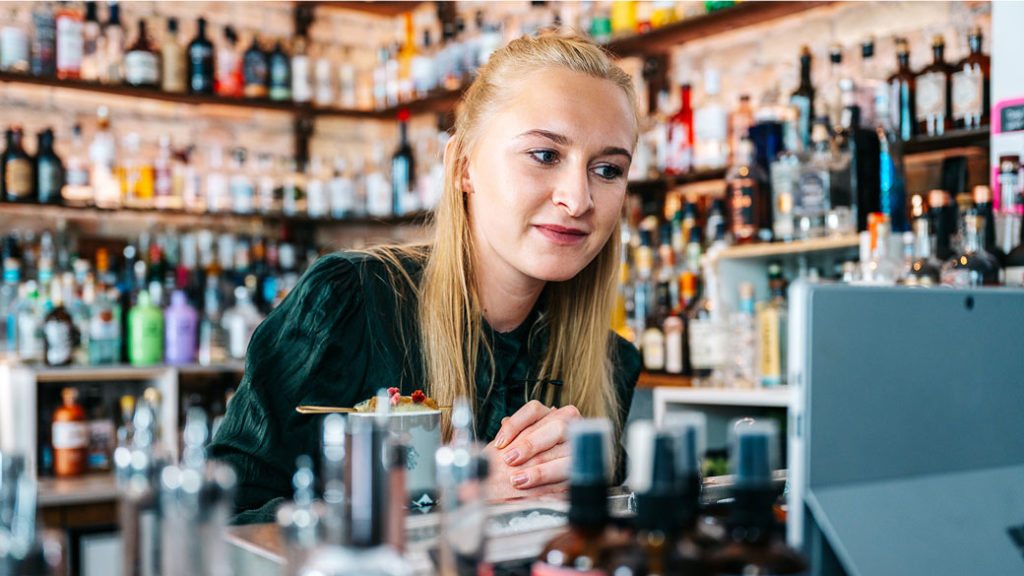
left=693, top=68, right=729, bottom=171
left=915, top=35, right=953, bottom=137
left=902, top=214, right=942, bottom=286
left=80, top=1, right=101, bottom=81
left=952, top=27, right=990, bottom=130
left=55, top=2, right=84, bottom=80
left=887, top=39, right=916, bottom=141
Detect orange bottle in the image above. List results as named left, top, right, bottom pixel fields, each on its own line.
left=52, top=387, right=89, bottom=477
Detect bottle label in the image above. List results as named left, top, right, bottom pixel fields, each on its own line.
left=758, top=306, right=782, bottom=386
left=56, top=17, right=84, bottom=72
left=230, top=178, right=255, bottom=214
left=951, top=69, right=983, bottom=120
left=66, top=165, right=90, bottom=188
left=642, top=328, right=665, bottom=371
left=52, top=421, right=90, bottom=450
left=915, top=72, right=947, bottom=119
left=729, top=178, right=757, bottom=241
left=531, top=564, right=604, bottom=576
left=1, top=27, right=29, bottom=70
left=5, top=158, right=33, bottom=198
left=44, top=319, right=74, bottom=365
left=796, top=169, right=827, bottom=218
left=292, top=55, right=311, bottom=103
left=125, top=51, right=159, bottom=85
left=38, top=161, right=62, bottom=202
left=688, top=318, right=725, bottom=369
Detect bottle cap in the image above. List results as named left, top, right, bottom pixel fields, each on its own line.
left=829, top=43, right=842, bottom=63
left=932, top=34, right=945, bottom=47
left=928, top=189, right=950, bottom=208
left=731, top=419, right=778, bottom=487
left=972, top=185, right=992, bottom=205
left=61, top=387, right=78, bottom=406
left=738, top=282, right=755, bottom=302
left=568, top=419, right=612, bottom=486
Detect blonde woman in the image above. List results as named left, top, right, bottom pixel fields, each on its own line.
left=209, top=31, right=642, bottom=524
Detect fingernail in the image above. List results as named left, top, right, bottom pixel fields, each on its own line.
left=502, top=449, right=520, bottom=464
left=495, top=434, right=506, bottom=449
left=511, top=473, right=529, bottom=487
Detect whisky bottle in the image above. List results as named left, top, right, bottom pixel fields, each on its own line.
left=887, top=39, right=916, bottom=141
left=52, top=387, right=89, bottom=477
left=124, top=19, right=159, bottom=88
left=726, top=139, right=770, bottom=244
left=757, top=262, right=787, bottom=388
left=705, top=421, right=808, bottom=575
left=952, top=27, right=990, bottom=130
left=161, top=18, right=186, bottom=93
left=43, top=280, right=77, bottom=366
left=2, top=126, right=35, bottom=203
left=789, top=46, right=814, bottom=150
left=915, top=35, right=953, bottom=137
left=534, top=419, right=618, bottom=575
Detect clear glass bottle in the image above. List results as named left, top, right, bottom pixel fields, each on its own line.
left=205, top=146, right=228, bottom=214
left=63, top=123, right=93, bottom=207
left=687, top=261, right=725, bottom=388
left=291, top=36, right=312, bottom=104
left=55, top=2, right=84, bottom=80
left=328, top=157, right=354, bottom=219
left=257, top=152, right=279, bottom=214
left=314, top=42, right=335, bottom=108
left=282, top=156, right=307, bottom=216
left=229, top=147, right=254, bottom=215
left=952, top=27, right=990, bottom=130
left=821, top=43, right=844, bottom=131
left=222, top=285, right=262, bottom=360
left=915, top=35, right=953, bottom=137
left=102, top=2, right=125, bottom=84
left=941, top=212, right=1001, bottom=287
left=857, top=214, right=899, bottom=285
left=161, top=17, right=186, bottom=93
left=153, top=135, right=174, bottom=210
left=1, top=6, right=31, bottom=73
left=89, top=286, right=122, bottom=365
left=306, top=156, right=328, bottom=219
left=730, top=282, right=758, bottom=389
left=16, top=282, right=43, bottom=364
left=794, top=119, right=833, bottom=239
left=80, top=1, right=101, bottom=81
left=693, top=68, right=729, bottom=171
left=902, top=215, right=942, bottom=287
left=0, top=252, right=21, bottom=362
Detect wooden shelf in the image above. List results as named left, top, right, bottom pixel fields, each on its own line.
left=316, top=87, right=464, bottom=120
left=313, top=1, right=423, bottom=17
left=904, top=128, right=990, bottom=155
left=714, top=234, right=860, bottom=261
left=0, top=201, right=431, bottom=229
left=604, top=1, right=833, bottom=57
left=38, top=473, right=118, bottom=507
left=639, top=372, right=693, bottom=389
left=19, top=363, right=246, bottom=383
left=653, top=385, right=793, bottom=408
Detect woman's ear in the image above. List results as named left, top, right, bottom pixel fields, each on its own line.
left=444, top=135, right=474, bottom=194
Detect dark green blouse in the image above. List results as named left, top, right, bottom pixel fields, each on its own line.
left=208, top=250, right=641, bottom=524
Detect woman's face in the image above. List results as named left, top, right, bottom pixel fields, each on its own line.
left=463, top=67, right=636, bottom=288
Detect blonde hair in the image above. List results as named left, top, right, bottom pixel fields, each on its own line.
left=376, top=32, right=638, bottom=440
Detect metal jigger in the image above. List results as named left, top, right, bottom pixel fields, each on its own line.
left=159, top=408, right=238, bottom=576
left=435, top=398, right=490, bottom=576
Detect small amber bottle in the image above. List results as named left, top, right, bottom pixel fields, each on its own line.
left=52, top=387, right=89, bottom=477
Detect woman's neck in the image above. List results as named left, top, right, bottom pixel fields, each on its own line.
left=474, top=262, right=545, bottom=334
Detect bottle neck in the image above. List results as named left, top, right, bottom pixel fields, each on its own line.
left=799, top=57, right=812, bottom=87
left=897, top=52, right=910, bottom=70
left=969, top=35, right=982, bottom=55
left=932, top=44, right=944, bottom=64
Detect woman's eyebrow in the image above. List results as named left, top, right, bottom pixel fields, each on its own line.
left=515, top=130, right=633, bottom=161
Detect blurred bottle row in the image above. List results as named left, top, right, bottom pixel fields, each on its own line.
left=0, top=107, right=442, bottom=218
left=622, top=177, right=1024, bottom=383
left=0, top=227, right=321, bottom=368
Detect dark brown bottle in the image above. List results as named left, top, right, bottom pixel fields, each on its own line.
left=2, top=126, right=35, bottom=202
left=887, top=39, right=916, bottom=141
left=43, top=280, right=78, bottom=366
left=789, top=46, right=814, bottom=150
left=534, top=420, right=622, bottom=576
left=952, top=27, right=990, bottom=130
left=35, top=128, right=63, bottom=204
left=705, top=421, right=808, bottom=575
left=124, top=19, right=159, bottom=88
left=915, top=35, right=953, bottom=137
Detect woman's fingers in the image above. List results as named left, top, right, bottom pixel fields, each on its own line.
left=500, top=404, right=583, bottom=466
left=509, top=455, right=571, bottom=490
left=493, top=400, right=551, bottom=449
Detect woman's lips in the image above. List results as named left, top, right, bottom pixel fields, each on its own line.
left=534, top=224, right=589, bottom=246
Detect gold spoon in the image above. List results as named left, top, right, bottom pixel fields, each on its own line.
left=295, top=404, right=452, bottom=415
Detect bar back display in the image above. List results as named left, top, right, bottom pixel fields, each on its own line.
left=787, top=281, right=1024, bottom=575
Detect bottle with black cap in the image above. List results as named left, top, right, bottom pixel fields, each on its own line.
left=600, top=419, right=704, bottom=575
left=298, top=391, right=414, bottom=576
left=533, top=418, right=617, bottom=575
left=705, top=420, right=807, bottom=575
left=665, top=412, right=723, bottom=559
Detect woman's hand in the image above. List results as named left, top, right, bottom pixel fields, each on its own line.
left=483, top=400, right=582, bottom=500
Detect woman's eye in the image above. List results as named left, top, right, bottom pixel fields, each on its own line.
left=593, top=164, right=624, bottom=180
left=529, top=149, right=559, bottom=164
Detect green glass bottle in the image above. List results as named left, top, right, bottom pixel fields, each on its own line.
left=128, top=291, right=163, bottom=366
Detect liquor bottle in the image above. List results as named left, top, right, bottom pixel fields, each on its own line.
left=120, top=133, right=154, bottom=209
left=223, top=285, right=261, bottom=360
left=337, top=47, right=357, bottom=109
left=242, top=35, right=269, bottom=98
left=163, top=290, right=198, bottom=365
left=0, top=252, right=21, bottom=362
left=31, top=3, right=57, bottom=77
left=687, top=261, right=725, bottom=387
left=3, top=126, right=35, bottom=203
left=794, top=119, right=833, bottom=239
left=887, top=39, right=916, bottom=141
left=928, top=189, right=957, bottom=261
left=1004, top=221, right=1024, bottom=287
left=102, top=2, right=125, bottom=84
left=55, top=2, right=84, bottom=80
left=973, top=185, right=1003, bottom=263
left=705, top=421, right=808, bottom=575
left=268, top=40, right=292, bottom=102
left=52, top=387, right=89, bottom=477
left=600, top=421, right=703, bottom=576
left=730, top=94, right=755, bottom=162
left=153, top=135, right=173, bottom=209
left=874, top=89, right=907, bottom=233
left=282, top=156, right=306, bottom=216
left=1, top=6, right=30, bottom=73
left=666, top=84, right=694, bottom=175
left=694, top=68, right=729, bottom=171
left=902, top=214, right=942, bottom=286
left=197, top=276, right=227, bottom=366
left=789, top=46, right=815, bottom=150
left=821, top=43, right=844, bottom=132
left=80, top=1, right=101, bottom=81
left=256, top=153, right=278, bottom=214
left=229, top=147, right=254, bottom=214
left=291, top=36, right=312, bottom=104
left=328, top=158, right=354, bottom=219
left=314, top=43, right=335, bottom=107
left=43, top=280, right=77, bottom=366
left=915, top=35, right=953, bottom=137
left=124, top=19, right=159, bottom=88
left=215, top=26, right=242, bottom=98
left=187, top=17, right=215, bottom=95
left=306, top=156, right=328, bottom=219
left=386, top=43, right=400, bottom=108
left=205, top=146, right=228, bottom=213
left=757, top=262, right=787, bottom=388
left=534, top=419, right=617, bottom=575
left=770, top=144, right=800, bottom=243
left=857, top=213, right=899, bottom=285
left=116, top=399, right=165, bottom=576
left=35, top=129, right=64, bottom=205
left=63, top=124, right=92, bottom=207
left=941, top=212, right=1001, bottom=287
left=89, top=286, right=121, bottom=365
left=161, top=17, right=186, bottom=93
left=128, top=289, right=163, bottom=366
left=90, top=106, right=121, bottom=209
left=373, top=46, right=389, bottom=110
left=642, top=314, right=665, bottom=372
left=411, top=31, right=436, bottom=100
left=731, top=282, right=758, bottom=389
left=952, top=28, right=990, bottom=130
left=856, top=37, right=883, bottom=128
left=726, top=139, right=770, bottom=244
left=392, top=110, right=415, bottom=217
left=16, top=282, right=43, bottom=364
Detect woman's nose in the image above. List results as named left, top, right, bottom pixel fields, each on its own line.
left=550, top=163, right=593, bottom=217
